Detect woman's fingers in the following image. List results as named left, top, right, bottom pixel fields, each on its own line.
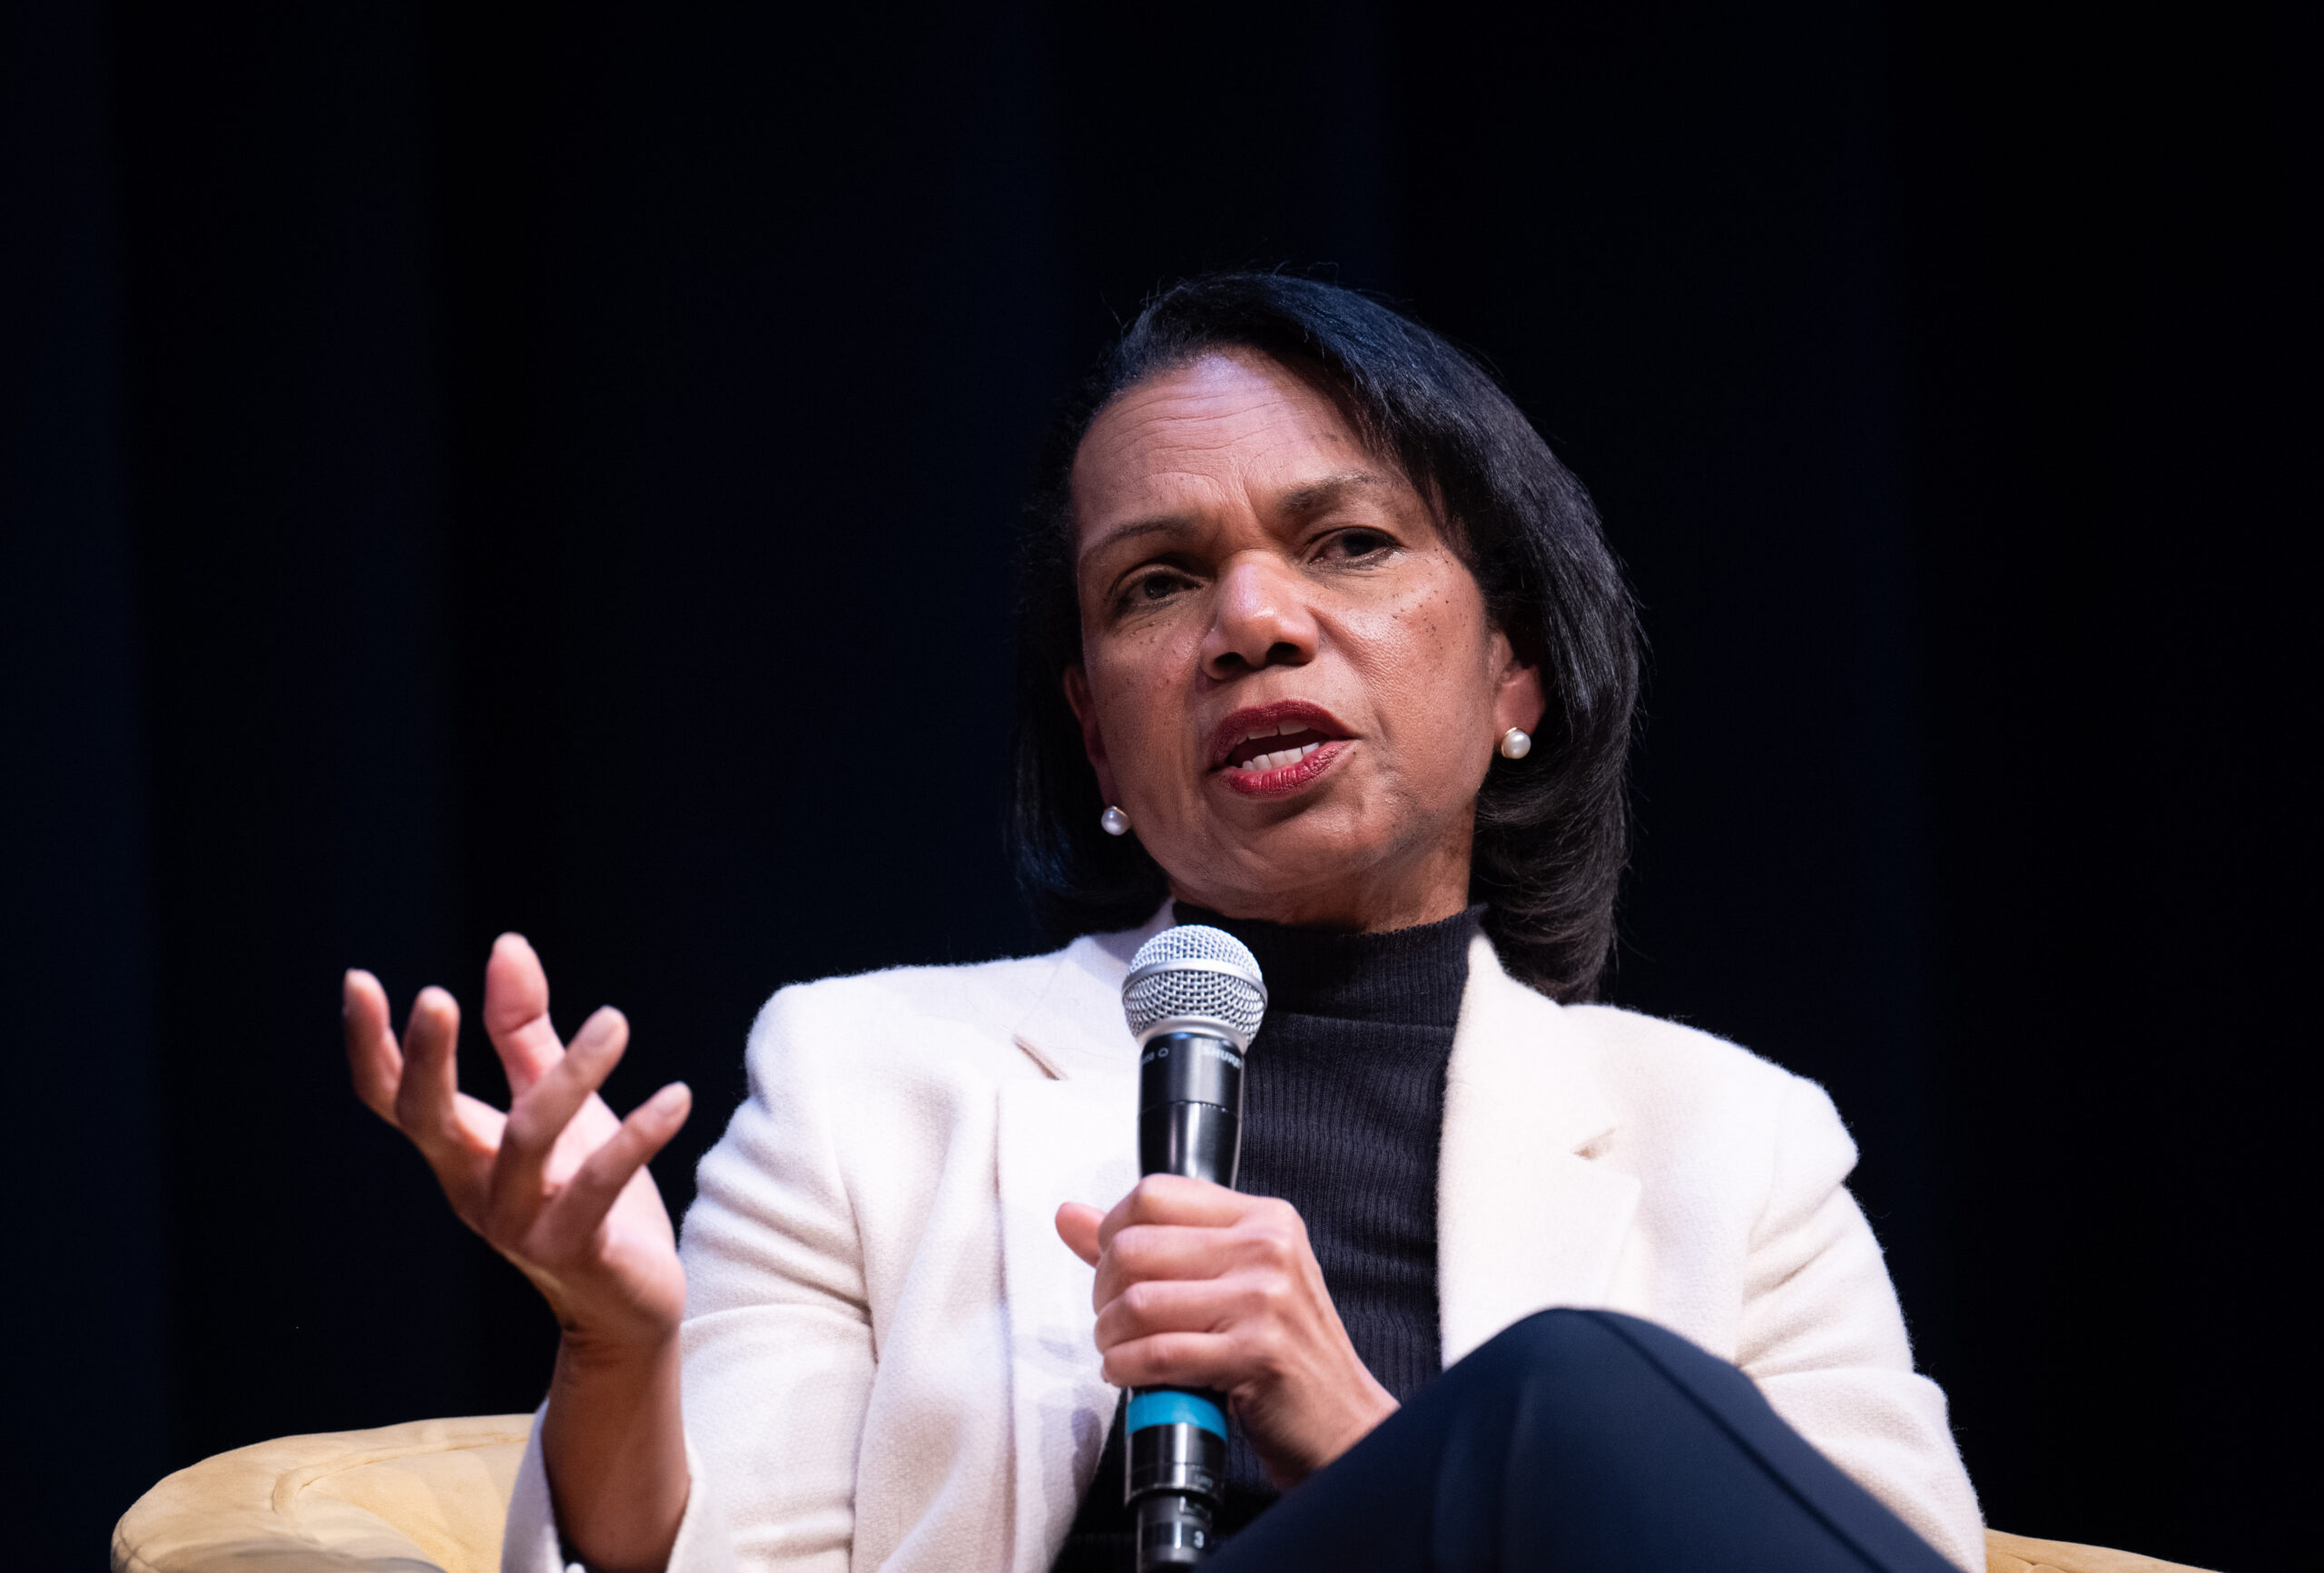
left=1092, top=1221, right=1278, bottom=1307
left=490, top=1005, right=629, bottom=1234
left=342, top=945, right=685, bottom=1355
left=1094, top=1272, right=1265, bottom=1348
left=482, top=932, right=566, bottom=1095
left=1097, top=1329, right=1245, bottom=1391
left=393, top=986, right=466, bottom=1155
left=1087, top=1184, right=1306, bottom=1306
left=364, top=982, right=496, bottom=1220
left=1097, top=1174, right=1252, bottom=1251
left=343, top=969, right=403, bottom=1123
left=538, top=1083, right=691, bottom=1256
left=1072, top=1186, right=1386, bottom=1485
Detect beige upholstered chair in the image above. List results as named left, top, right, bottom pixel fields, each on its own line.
left=112, top=1416, right=2211, bottom=1573
left=113, top=1417, right=526, bottom=1573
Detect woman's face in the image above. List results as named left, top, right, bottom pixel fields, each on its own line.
left=1066, top=350, right=1544, bottom=932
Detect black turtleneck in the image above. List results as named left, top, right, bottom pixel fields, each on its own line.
left=1049, top=902, right=1480, bottom=1572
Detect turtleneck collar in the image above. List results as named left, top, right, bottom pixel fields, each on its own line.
left=1168, top=901, right=1482, bottom=1030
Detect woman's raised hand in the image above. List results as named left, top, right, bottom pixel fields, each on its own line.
left=1056, top=1177, right=1398, bottom=1489
left=344, top=933, right=693, bottom=1352
left=348, top=935, right=694, bottom=1567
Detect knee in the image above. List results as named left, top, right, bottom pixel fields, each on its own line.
left=1466, top=1309, right=1758, bottom=1423
left=1463, top=1307, right=1620, bottom=1375
left=1462, top=1308, right=1728, bottom=1387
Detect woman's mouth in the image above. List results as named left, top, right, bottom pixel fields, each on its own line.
left=1223, top=723, right=1334, bottom=773
left=1208, top=703, right=1353, bottom=797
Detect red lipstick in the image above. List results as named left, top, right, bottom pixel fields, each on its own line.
left=1207, top=701, right=1353, bottom=799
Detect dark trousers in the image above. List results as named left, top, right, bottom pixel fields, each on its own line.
left=1204, top=1310, right=1961, bottom=1573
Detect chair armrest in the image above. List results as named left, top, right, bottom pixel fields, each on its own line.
left=1987, top=1528, right=2216, bottom=1573
left=113, top=1414, right=532, bottom=1573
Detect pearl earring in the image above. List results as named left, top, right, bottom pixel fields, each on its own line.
left=1100, top=805, right=1132, bottom=836
left=1498, top=727, right=1532, bottom=761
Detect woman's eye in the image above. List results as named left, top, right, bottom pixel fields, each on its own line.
left=1325, top=528, right=1393, bottom=559
left=1124, top=571, right=1188, bottom=606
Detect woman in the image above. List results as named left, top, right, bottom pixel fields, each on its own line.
left=345, top=274, right=1983, bottom=1572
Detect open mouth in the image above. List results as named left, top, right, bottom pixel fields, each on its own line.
left=1208, top=701, right=1353, bottom=783
left=1223, top=723, right=1335, bottom=774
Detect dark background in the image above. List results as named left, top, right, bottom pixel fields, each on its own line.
left=3, top=1, right=2307, bottom=1567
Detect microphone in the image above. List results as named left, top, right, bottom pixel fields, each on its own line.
left=1118, top=924, right=1268, bottom=1570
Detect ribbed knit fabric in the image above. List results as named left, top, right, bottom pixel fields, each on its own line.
left=1050, top=902, right=1479, bottom=1572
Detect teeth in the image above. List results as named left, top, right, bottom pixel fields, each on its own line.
left=1236, top=741, right=1324, bottom=774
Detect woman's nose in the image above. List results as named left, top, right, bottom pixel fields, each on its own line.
left=1202, top=554, right=1319, bottom=676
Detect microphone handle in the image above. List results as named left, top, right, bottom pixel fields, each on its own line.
left=1129, top=1029, right=1245, bottom=1569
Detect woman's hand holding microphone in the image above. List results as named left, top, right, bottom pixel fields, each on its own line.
left=344, top=933, right=692, bottom=1573
left=1057, top=1176, right=1399, bottom=1490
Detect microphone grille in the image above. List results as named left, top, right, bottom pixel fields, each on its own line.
left=1122, top=924, right=1267, bottom=1048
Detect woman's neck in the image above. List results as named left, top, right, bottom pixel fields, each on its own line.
left=1165, top=866, right=1473, bottom=936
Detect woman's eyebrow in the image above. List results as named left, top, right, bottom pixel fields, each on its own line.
left=1275, top=472, right=1391, bottom=520
left=1078, top=513, right=1197, bottom=566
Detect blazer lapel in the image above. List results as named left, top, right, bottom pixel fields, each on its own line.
left=994, top=931, right=1152, bottom=1573
left=1437, top=935, right=1641, bottom=1365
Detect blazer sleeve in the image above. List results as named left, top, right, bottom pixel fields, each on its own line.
left=501, top=987, right=874, bottom=1573
left=1737, top=1077, right=1984, bottom=1572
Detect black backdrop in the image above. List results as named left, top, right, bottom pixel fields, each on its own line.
left=3, top=2, right=2306, bottom=1568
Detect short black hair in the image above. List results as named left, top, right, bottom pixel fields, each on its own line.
left=1009, top=272, right=1640, bottom=1001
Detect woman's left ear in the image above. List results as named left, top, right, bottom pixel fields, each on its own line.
left=1061, top=664, right=1119, bottom=805
left=1492, top=638, right=1547, bottom=740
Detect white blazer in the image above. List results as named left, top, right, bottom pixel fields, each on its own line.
left=504, top=913, right=1984, bottom=1573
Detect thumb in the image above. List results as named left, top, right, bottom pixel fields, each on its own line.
left=1055, top=1202, right=1104, bottom=1267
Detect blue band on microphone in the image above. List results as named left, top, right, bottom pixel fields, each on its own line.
left=1127, top=1390, right=1227, bottom=1438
